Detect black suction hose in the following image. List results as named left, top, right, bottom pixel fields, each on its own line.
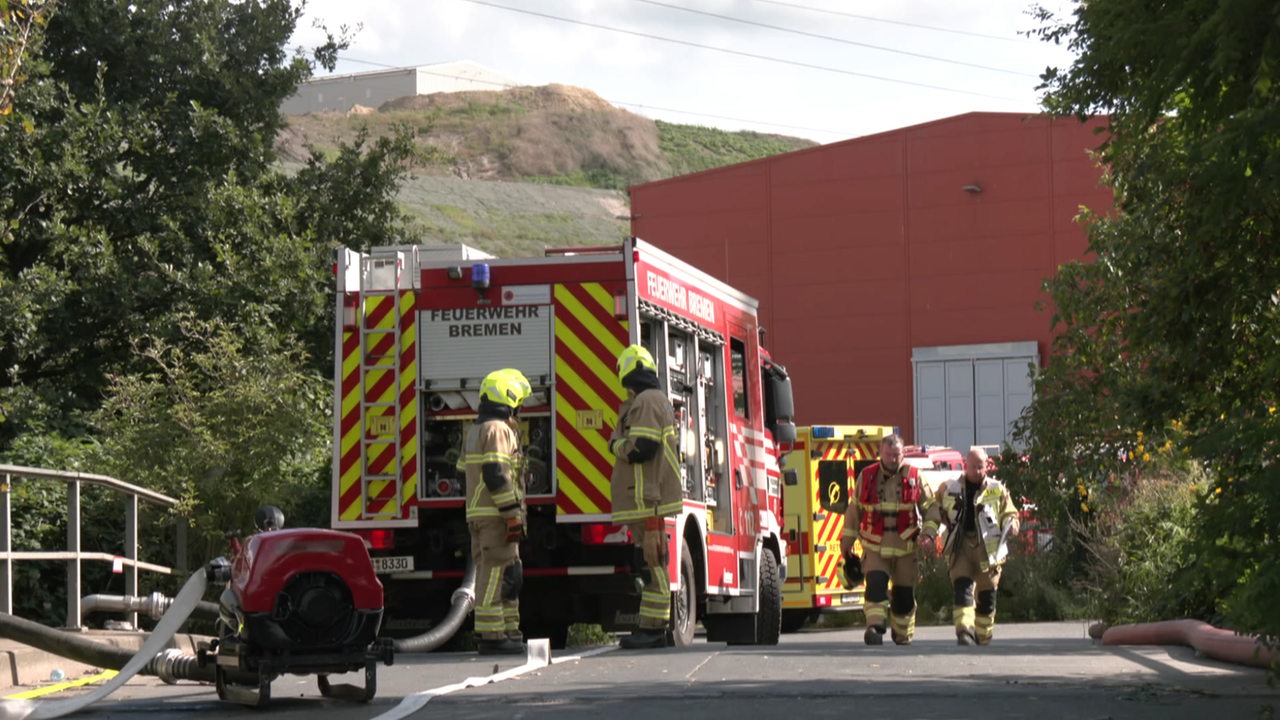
left=391, top=558, right=476, bottom=653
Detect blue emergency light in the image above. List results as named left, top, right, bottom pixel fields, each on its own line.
left=811, top=426, right=835, bottom=438
left=471, top=262, right=490, bottom=290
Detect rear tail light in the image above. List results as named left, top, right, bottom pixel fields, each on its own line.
left=355, top=528, right=394, bottom=550
left=580, top=523, right=630, bottom=544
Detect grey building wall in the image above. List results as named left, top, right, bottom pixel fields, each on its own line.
left=281, top=62, right=517, bottom=115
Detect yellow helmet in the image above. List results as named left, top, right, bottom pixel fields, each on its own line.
left=616, top=344, right=656, bottom=384
left=479, top=368, right=532, bottom=408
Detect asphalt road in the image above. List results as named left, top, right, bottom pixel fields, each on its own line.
left=5, top=622, right=1276, bottom=720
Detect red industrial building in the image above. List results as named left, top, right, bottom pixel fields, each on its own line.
left=628, top=112, right=1111, bottom=449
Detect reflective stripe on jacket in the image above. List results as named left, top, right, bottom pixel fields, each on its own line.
left=459, top=419, right=524, bottom=521
left=609, top=388, right=682, bottom=522
left=924, top=477, right=1020, bottom=570
left=841, top=462, right=924, bottom=556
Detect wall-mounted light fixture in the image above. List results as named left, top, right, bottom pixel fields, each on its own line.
left=962, top=184, right=983, bottom=194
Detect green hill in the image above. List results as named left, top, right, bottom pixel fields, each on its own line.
left=278, top=84, right=817, bottom=256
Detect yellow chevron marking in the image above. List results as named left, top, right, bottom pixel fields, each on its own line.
left=556, top=283, right=628, bottom=359
left=554, top=356, right=617, bottom=451
left=367, top=296, right=394, bottom=329
left=555, top=460, right=601, bottom=514
left=399, top=293, right=417, bottom=510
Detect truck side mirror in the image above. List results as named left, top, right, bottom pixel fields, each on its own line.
left=772, top=420, right=796, bottom=445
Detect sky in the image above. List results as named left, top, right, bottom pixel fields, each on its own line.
left=288, top=0, right=1079, bottom=145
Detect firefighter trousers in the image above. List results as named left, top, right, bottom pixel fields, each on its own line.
left=470, top=519, right=522, bottom=641
left=632, top=522, right=670, bottom=630
left=862, top=548, right=918, bottom=641
left=948, top=531, right=1002, bottom=644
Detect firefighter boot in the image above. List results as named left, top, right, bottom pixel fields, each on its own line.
left=619, top=629, right=667, bottom=650
left=476, top=637, right=527, bottom=656
left=863, top=625, right=885, bottom=646
left=954, top=605, right=977, bottom=646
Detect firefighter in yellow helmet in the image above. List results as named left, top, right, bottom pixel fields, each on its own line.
left=921, top=446, right=1020, bottom=645
left=609, top=344, right=682, bottom=649
left=458, top=368, right=532, bottom=655
left=839, top=433, right=931, bottom=645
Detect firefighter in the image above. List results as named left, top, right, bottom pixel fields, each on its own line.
left=839, top=433, right=930, bottom=645
left=459, top=368, right=532, bottom=655
left=921, top=446, right=1020, bottom=645
left=609, top=344, right=682, bottom=650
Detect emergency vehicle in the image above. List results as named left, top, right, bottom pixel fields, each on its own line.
left=903, top=445, right=966, bottom=472
left=778, top=425, right=895, bottom=632
left=332, top=237, right=796, bottom=648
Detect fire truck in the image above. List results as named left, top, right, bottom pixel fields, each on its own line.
left=778, top=425, right=894, bottom=632
left=332, top=237, right=796, bottom=647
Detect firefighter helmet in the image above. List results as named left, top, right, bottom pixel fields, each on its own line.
left=479, top=369, right=532, bottom=409
left=616, top=344, right=656, bottom=384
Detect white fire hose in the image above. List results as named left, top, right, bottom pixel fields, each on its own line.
left=0, top=569, right=208, bottom=720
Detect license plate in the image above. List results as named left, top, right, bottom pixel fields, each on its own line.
left=371, top=555, right=414, bottom=574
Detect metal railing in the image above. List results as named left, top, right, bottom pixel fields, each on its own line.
left=0, top=464, right=188, bottom=630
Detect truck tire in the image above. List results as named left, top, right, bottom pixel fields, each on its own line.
left=755, top=548, right=782, bottom=645
left=667, top=539, right=697, bottom=648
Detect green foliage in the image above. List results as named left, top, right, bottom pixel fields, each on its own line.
left=0, top=0, right=57, bottom=118
left=0, top=1, right=410, bottom=625
left=657, top=121, right=816, bottom=176
left=1019, top=0, right=1280, bottom=638
left=91, top=316, right=331, bottom=565
left=1073, top=464, right=1217, bottom=625
left=915, top=542, right=1078, bottom=626
left=567, top=624, right=612, bottom=648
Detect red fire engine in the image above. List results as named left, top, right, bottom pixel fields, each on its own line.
left=333, top=237, right=796, bottom=647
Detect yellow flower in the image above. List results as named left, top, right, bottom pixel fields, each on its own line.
left=1141, top=452, right=1150, bottom=462
left=1080, top=502, right=1090, bottom=513
left=1136, top=443, right=1145, bottom=455
left=1215, top=487, right=1222, bottom=495
left=1136, top=430, right=1144, bottom=440
left=1270, top=406, right=1277, bottom=415
left=1191, top=485, right=1198, bottom=492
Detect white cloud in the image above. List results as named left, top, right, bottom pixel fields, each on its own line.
left=290, top=0, right=1077, bottom=143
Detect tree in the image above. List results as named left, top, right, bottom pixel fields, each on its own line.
left=0, top=0, right=407, bottom=447
left=91, top=316, right=331, bottom=566
left=0, top=0, right=414, bottom=620
left=0, top=0, right=56, bottom=117
left=1015, top=0, right=1280, bottom=638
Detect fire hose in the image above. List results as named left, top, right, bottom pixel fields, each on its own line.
left=1092, top=619, right=1280, bottom=669
left=391, top=559, right=476, bottom=654
left=0, top=556, right=478, bottom=718
left=0, top=569, right=220, bottom=720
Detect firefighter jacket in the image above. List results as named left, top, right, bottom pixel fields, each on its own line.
left=841, top=462, right=926, bottom=557
left=459, top=417, right=524, bottom=522
left=609, top=387, right=682, bottom=523
left=923, top=477, right=1020, bottom=571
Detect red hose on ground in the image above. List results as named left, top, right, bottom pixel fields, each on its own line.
left=1097, top=619, right=1280, bottom=669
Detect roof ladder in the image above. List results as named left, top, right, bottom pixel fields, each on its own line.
left=358, top=253, right=406, bottom=520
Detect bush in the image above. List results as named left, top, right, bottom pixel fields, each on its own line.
left=916, top=536, right=1079, bottom=626
left=1073, top=462, right=1217, bottom=625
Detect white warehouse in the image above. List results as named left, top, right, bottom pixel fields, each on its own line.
left=281, top=61, right=518, bottom=115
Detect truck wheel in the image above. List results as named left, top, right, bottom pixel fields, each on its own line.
left=668, top=539, right=697, bottom=648
left=755, top=549, right=782, bottom=645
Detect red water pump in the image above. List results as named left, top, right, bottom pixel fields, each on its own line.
left=198, top=506, right=394, bottom=706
